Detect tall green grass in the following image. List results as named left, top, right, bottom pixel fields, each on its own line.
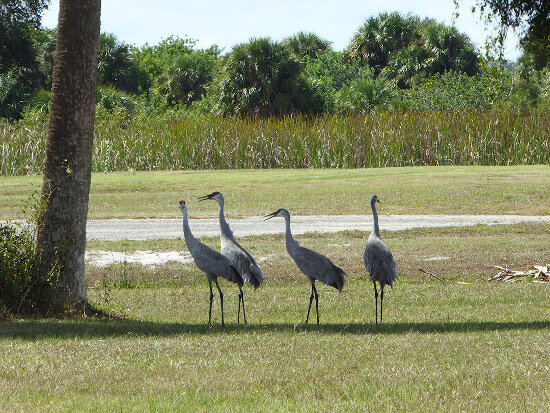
left=2, top=109, right=549, bottom=175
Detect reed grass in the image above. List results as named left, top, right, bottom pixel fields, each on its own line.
left=1, top=109, right=549, bottom=175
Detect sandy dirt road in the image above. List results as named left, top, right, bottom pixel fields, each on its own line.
left=79, top=214, right=550, bottom=266
left=86, top=215, right=550, bottom=241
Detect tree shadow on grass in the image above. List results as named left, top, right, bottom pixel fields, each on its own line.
left=1, top=319, right=549, bottom=340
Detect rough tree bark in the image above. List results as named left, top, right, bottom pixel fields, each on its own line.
left=33, top=0, right=101, bottom=311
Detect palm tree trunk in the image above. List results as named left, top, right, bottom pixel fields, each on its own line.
left=33, top=0, right=101, bottom=311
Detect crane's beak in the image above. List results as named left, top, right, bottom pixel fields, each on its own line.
left=376, top=198, right=381, bottom=203
left=197, top=194, right=212, bottom=202
left=264, top=211, right=278, bottom=221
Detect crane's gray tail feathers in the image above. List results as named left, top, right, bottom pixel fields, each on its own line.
left=243, top=265, right=264, bottom=290
left=387, top=270, right=399, bottom=289
left=247, top=274, right=263, bottom=290
left=328, top=266, right=346, bottom=292
left=228, top=264, right=245, bottom=287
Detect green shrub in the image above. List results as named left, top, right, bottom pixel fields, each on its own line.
left=27, top=89, right=51, bottom=115
left=303, top=50, right=371, bottom=112
left=400, top=69, right=514, bottom=110
left=0, top=203, right=68, bottom=316
left=0, top=223, right=36, bottom=315
left=95, top=87, right=170, bottom=121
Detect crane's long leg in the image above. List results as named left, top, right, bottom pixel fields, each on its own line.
left=237, top=289, right=241, bottom=324
left=215, top=281, right=224, bottom=327
left=208, top=282, right=214, bottom=326
left=242, top=288, right=247, bottom=324
left=313, top=282, right=319, bottom=325
left=380, top=287, right=384, bottom=324
left=373, top=282, right=379, bottom=325
left=306, top=282, right=315, bottom=324
left=238, top=286, right=247, bottom=325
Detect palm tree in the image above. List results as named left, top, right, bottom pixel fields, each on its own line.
left=282, top=32, right=331, bottom=60
left=335, top=76, right=397, bottom=113
left=33, top=0, right=101, bottom=312
left=348, top=13, right=479, bottom=88
left=347, top=12, right=420, bottom=74
left=97, top=33, right=143, bottom=94
left=420, top=22, right=478, bottom=77
left=216, top=37, right=316, bottom=117
left=382, top=43, right=430, bottom=88
left=160, top=49, right=218, bottom=107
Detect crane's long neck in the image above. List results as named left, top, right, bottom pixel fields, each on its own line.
left=371, top=201, right=381, bottom=238
left=282, top=213, right=298, bottom=254
left=181, top=208, right=199, bottom=250
left=217, top=199, right=234, bottom=241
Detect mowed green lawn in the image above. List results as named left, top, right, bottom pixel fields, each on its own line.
left=2, top=280, right=549, bottom=411
left=1, top=165, right=550, bottom=219
left=1, top=166, right=549, bottom=411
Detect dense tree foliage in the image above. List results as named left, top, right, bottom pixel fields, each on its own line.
left=0, top=0, right=49, bottom=76
left=302, top=50, right=371, bottom=112
left=1, top=8, right=549, bottom=120
left=0, top=0, right=51, bottom=118
left=131, top=36, right=195, bottom=87
left=32, top=27, right=56, bottom=89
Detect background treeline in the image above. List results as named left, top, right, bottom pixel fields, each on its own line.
left=2, top=11, right=549, bottom=120
left=1, top=9, right=549, bottom=175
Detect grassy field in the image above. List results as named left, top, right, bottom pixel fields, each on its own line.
left=1, top=167, right=549, bottom=411
left=1, top=284, right=549, bottom=411
left=1, top=165, right=550, bottom=219
left=2, top=223, right=550, bottom=411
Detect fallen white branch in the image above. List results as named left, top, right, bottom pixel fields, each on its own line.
left=489, top=265, right=549, bottom=282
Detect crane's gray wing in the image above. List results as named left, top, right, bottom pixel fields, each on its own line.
left=222, top=241, right=264, bottom=289
left=191, top=242, right=242, bottom=285
left=365, top=238, right=399, bottom=288
left=292, top=246, right=345, bottom=291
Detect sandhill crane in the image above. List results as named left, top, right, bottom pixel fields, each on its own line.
left=198, top=191, right=264, bottom=290
left=364, top=195, right=399, bottom=324
left=179, top=200, right=246, bottom=327
left=264, top=208, right=345, bottom=324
